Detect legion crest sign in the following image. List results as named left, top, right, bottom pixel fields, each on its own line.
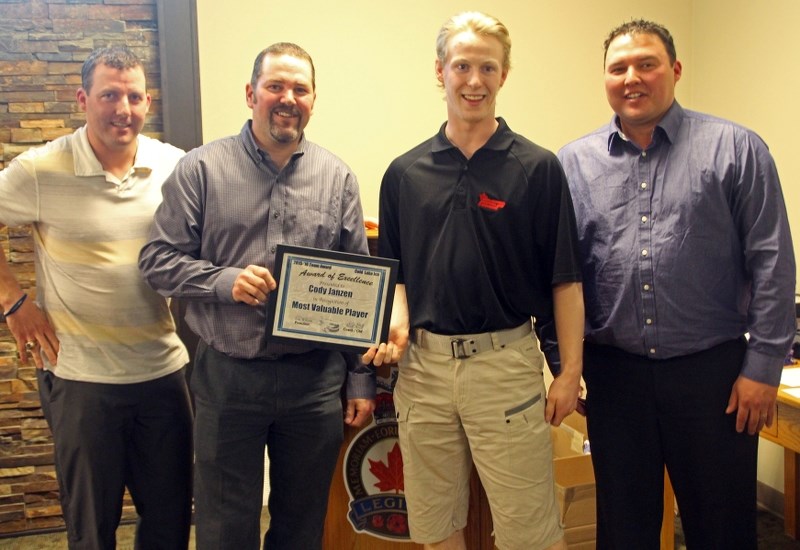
left=342, top=367, right=411, bottom=541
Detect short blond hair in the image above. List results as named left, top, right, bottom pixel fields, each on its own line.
left=436, top=11, right=511, bottom=73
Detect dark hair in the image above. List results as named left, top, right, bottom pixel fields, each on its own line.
left=603, top=19, right=677, bottom=65
left=250, top=42, right=315, bottom=91
left=81, top=46, right=144, bottom=92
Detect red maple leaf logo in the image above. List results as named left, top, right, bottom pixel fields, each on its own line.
left=368, top=442, right=404, bottom=493
left=478, top=192, right=506, bottom=211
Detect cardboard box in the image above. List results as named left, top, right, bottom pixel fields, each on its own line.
left=551, top=413, right=596, bottom=547
left=564, top=523, right=595, bottom=544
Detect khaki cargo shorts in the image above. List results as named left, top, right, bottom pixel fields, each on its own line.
left=393, top=329, right=563, bottom=549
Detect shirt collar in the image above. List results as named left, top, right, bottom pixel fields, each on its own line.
left=242, top=120, right=306, bottom=168
left=432, top=117, right=514, bottom=153
left=606, top=101, right=684, bottom=153
left=72, top=125, right=150, bottom=182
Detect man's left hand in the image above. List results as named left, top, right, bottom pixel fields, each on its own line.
left=344, top=398, right=375, bottom=428
left=726, top=375, right=778, bottom=435
left=546, top=372, right=582, bottom=427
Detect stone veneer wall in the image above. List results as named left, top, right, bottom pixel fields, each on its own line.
left=0, top=0, right=164, bottom=535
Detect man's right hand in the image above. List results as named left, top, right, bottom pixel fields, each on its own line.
left=361, top=322, right=409, bottom=366
left=232, top=265, right=276, bottom=306
left=6, top=298, right=59, bottom=369
left=362, top=283, right=410, bottom=366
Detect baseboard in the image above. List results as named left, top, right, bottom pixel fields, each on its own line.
left=758, top=480, right=784, bottom=518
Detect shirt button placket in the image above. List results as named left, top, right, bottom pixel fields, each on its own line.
left=638, top=149, right=657, bottom=356
left=267, top=175, right=283, bottom=258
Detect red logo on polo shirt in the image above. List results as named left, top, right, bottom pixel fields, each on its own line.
left=478, top=192, right=506, bottom=211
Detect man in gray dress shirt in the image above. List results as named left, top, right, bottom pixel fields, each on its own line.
left=139, top=42, right=375, bottom=550
left=558, top=19, right=795, bottom=549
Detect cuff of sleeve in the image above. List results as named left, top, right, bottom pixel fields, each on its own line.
left=214, top=267, right=243, bottom=304
left=741, top=348, right=785, bottom=387
left=543, top=348, right=562, bottom=377
left=346, top=370, right=376, bottom=400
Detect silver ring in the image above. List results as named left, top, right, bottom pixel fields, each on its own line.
left=25, top=340, right=36, bottom=351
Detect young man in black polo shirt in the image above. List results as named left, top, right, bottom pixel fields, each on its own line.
left=365, top=11, right=584, bottom=550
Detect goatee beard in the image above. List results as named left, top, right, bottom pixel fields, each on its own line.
left=269, top=109, right=300, bottom=143
left=269, top=125, right=299, bottom=143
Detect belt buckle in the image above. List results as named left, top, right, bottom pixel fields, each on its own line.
left=451, top=338, right=469, bottom=359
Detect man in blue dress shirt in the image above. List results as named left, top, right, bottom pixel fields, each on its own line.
left=558, top=19, right=795, bottom=549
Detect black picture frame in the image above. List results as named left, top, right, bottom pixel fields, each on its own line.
left=266, top=245, right=399, bottom=353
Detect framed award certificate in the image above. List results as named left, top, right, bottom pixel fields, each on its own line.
left=266, top=245, right=399, bottom=353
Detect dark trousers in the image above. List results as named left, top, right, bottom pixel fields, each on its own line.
left=37, top=368, right=194, bottom=550
left=583, top=338, right=758, bottom=550
left=191, top=342, right=346, bottom=550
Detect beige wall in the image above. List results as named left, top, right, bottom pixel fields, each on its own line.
left=196, top=0, right=797, bottom=495
left=195, top=0, right=692, bottom=217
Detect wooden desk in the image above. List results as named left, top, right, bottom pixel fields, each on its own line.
left=759, top=373, right=800, bottom=539
left=662, top=472, right=675, bottom=550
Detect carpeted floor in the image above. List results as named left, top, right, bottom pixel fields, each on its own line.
left=0, top=508, right=270, bottom=550
left=673, top=508, right=799, bottom=550
left=1, top=507, right=798, bottom=548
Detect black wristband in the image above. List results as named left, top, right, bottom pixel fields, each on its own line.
left=3, top=293, right=28, bottom=318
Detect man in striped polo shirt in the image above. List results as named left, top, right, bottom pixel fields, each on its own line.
left=0, top=47, right=192, bottom=549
